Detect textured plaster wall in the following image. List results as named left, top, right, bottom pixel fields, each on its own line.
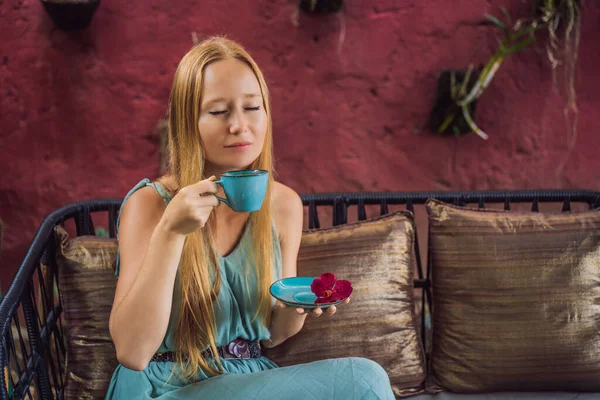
left=1, top=0, right=599, bottom=288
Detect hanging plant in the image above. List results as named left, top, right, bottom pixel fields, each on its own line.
left=536, top=0, right=581, bottom=112
left=428, top=68, right=483, bottom=137
left=428, top=0, right=582, bottom=140
left=536, top=0, right=581, bottom=177
left=40, top=0, right=102, bottom=31
left=299, top=0, right=343, bottom=14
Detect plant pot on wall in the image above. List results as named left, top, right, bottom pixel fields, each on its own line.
left=41, top=0, right=101, bottom=31
left=427, top=69, right=482, bottom=136
left=299, top=0, right=343, bottom=13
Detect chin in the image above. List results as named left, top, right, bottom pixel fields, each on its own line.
left=227, top=164, right=254, bottom=172
left=207, top=146, right=264, bottom=171
left=216, top=156, right=261, bottom=172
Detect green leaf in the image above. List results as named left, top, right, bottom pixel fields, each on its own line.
left=494, top=32, right=504, bottom=46
left=506, top=36, right=536, bottom=53
left=513, top=24, right=542, bottom=39
left=485, top=13, right=506, bottom=31
left=95, top=227, right=110, bottom=238
left=500, top=7, right=512, bottom=26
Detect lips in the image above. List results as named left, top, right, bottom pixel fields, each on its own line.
left=225, top=142, right=252, bottom=149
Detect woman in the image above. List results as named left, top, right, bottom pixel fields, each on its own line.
left=106, top=36, right=394, bottom=400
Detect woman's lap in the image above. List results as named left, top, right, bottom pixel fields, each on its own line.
left=107, top=357, right=394, bottom=400
left=179, top=357, right=394, bottom=400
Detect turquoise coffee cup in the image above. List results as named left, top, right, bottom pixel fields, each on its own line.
left=214, top=170, right=269, bottom=212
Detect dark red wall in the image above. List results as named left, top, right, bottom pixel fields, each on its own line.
left=1, top=0, right=599, bottom=290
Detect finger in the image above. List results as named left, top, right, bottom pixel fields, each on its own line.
left=273, top=300, right=286, bottom=309
left=192, top=178, right=219, bottom=194
left=343, top=297, right=351, bottom=304
left=312, top=308, right=323, bottom=317
left=196, top=193, right=220, bottom=207
left=327, top=305, right=336, bottom=316
left=204, top=181, right=219, bottom=194
left=296, top=308, right=305, bottom=315
left=209, top=194, right=220, bottom=208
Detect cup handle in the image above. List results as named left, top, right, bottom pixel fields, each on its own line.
left=213, top=180, right=229, bottom=207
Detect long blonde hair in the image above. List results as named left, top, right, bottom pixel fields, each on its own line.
left=163, top=36, right=274, bottom=378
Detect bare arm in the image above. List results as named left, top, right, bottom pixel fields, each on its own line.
left=109, top=179, right=218, bottom=371
left=262, top=184, right=312, bottom=348
left=261, top=183, right=350, bottom=349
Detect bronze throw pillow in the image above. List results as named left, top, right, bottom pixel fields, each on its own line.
left=426, top=200, right=600, bottom=393
left=264, top=212, right=426, bottom=397
left=55, top=226, right=119, bottom=399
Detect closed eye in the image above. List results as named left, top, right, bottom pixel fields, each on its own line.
left=209, top=106, right=260, bottom=116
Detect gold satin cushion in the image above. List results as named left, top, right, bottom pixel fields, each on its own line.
left=54, top=226, right=118, bottom=399
left=426, top=200, right=600, bottom=393
left=264, top=212, right=427, bottom=397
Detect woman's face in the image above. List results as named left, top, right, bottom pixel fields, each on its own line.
left=198, top=58, right=267, bottom=173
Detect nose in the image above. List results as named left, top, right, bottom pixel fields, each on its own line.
left=228, top=107, right=249, bottom=135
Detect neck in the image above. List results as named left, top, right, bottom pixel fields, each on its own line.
left=203, top=163, right=249, bottom=179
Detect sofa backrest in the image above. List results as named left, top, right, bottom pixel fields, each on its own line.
left=1, top=190, right=598, bottom=399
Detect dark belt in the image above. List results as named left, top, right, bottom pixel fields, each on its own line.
left=151, top=339, right=262, bottom=362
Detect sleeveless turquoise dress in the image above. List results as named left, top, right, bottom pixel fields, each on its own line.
left=105, top=179, right=395, bottom=400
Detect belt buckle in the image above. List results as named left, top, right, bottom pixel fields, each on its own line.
left=225, top=339, right=251, bottom=359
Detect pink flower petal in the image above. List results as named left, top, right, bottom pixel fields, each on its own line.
left=319, top=272, right=337, bottom=288
left=311, top=272, right=337, bottom=297
left=328, top=292, right=342, bottom=302
left=333, top=280, right=353, bottom=299
left=311, top=279, right=327, bottom=297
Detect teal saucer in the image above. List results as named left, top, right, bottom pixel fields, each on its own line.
left=269, top=277, right=346, bottom=309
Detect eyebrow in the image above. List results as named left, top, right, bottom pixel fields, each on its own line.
left=203, top=93, right=262, bottom=106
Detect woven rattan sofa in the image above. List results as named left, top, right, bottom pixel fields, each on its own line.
left=1, top=189, right=600, bottom=400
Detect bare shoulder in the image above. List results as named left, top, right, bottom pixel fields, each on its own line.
left=271, top=181, right=303, bottom=217
left=271, top=181, right=304, bottom=240
left=121, top=186, right=166, bottom=221
left=112, top=184, right=169, bottom=319
left=118, top=185, right=169, bottom=239
left=155, top=175, right=178, bottom=194
left=116, top=185, right=167, bottom=284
